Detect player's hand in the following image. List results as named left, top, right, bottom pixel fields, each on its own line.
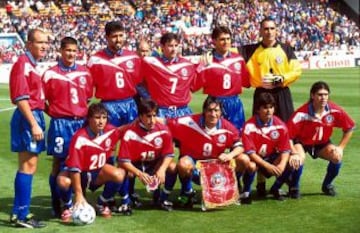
left=266, top=163, right=282, bottom=177
left=74, top=194, right=87, bottom=209
left=262, top=73, right=275, bottom=89
left=289, top=153, right=302, bottom=170
left=273, top=75, right=284, bottom=86
left=31, top=123, right=44, bottom=141
left=218, top=153, right=232, bottom=162
left=200, top=50, right=213, bottom=66
left=138, top=171, right=153, bottom=185
left=332, top=146, right=343, bottom=162
left=155, top=169, right=166, bottom=184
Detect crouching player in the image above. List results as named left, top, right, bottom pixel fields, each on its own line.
left=57, top=103, right=126, bottom=219
left=287, top=81, right=355, bottom=197
left=241, top=92, right=292, bottom=202
left=117, top=99, right=177, bottom=212
left=166, top=96, right=254, bottom=207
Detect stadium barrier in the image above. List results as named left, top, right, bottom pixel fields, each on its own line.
left=1, top=52, right=360, bottom=84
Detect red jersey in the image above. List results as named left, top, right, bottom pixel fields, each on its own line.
left=167, top=114, right=241, bottom=160
left=287, top=102, right=355, bottom=146
left=42, top=63, right=93, bottom=118
left=194, top=52, right=250, bottom=97
left=87, top=49, right=142, bottom=100
left=118, top=120, right=174, bottom=163
left=9, top=53, right=45, bottom=110
left=65, top=124, right=120, bottom=172
left=242, top=115, right=291, bottom=158
left=141, top=56, right=196, bottom=107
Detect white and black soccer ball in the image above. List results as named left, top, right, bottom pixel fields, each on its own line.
left=72, top=203, right=96, bottom=225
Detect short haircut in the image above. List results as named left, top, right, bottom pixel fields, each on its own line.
left=160, top=32, right=179, bottom=45
left=309, top=81, right=330, bottom=102
left=27, top=28, right=45, bottom=42
left=254, top=92, right=276, bottom=111
left=105, top=21, right=124, bottom=36
left=211, top=26, right=232, bottom=40
left=260, top=17, right=276, bottom=29
left=202, top=96, right=223, bottom=114
left=60, top=36, right=78, bottom=49
left=137, top=99, right=158, bottom=116
left=87, top=103, right=108, bottom=119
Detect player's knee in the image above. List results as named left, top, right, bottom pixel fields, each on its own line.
left=177, top=157, right=194, bottom=177
left=57, top=175, right=71, bottom=190
left=167, top=161, right=177, bottom=174
left=113, top=168, right=126, bottom=182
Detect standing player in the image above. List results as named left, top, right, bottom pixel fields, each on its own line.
left=9, top=28, right=49, bottom=228
left=194, top=26, right=250, bottom=133
left=87, top=21, right=142, bottom=127
left=42, top=36, right=93, bottom=221
left=57, top=103, right=125, bottom=218
left=287, top=81, right=355, bottom=197
left=117, top=99, right=177, bottom=212
left=166, top=96, right=254, bottom=207
left=87, top=21, right=142, bottom=210
left=241, top=92, right=292, bottom=202
left=141, top=32, right=197, bottom=118
left=239, top=17, right=301, bottom=196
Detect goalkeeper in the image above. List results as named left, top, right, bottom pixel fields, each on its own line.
left=239, top=17, right=302, bottom=197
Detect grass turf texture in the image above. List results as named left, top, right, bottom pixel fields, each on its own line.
left=0, top=67, right=359, bottom=232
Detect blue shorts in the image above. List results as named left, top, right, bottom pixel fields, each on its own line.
left=81, top=170, right=101, bottom=192
left=102, top=98, right=138, bottom=127
left=215, top=95, right=245, bottom=133
left=10, top=108, right=46, bottom=154
left=133, top=159, right=161, bottom=175
left=47, top=117, right=85, bottom=158
left=158, top=105, right=192, bottom=119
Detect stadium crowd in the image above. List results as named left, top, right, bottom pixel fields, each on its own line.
left=1, top=0, right=360, bottom=63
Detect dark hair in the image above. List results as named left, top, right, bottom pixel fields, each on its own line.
left=260, top=17, right=276, bottom=29
left=309, top=81, right=330, bottom=102
left=105, top=21, right=124, bottom=36
left=211, top=26, right=232, bottom=40
left=202, top=96, right=223, bottom=114
left=87, top=103, right=108, bottom=119
left=60, top=36, right=78, bottom=49
left=138, top=99, right=158, bottom=116
left=254, top=92, right=276, bottom=111
left=160, top=32, right=179, bottom=45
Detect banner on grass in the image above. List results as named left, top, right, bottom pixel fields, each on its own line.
left=196, top=159, right=239, bottom=209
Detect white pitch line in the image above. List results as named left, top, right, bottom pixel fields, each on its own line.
left=0, top=106, right=16, bottom=112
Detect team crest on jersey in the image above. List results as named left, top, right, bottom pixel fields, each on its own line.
left=270, top=130, right=280, bottom=140
left=218, top=134, right=227, bottom=144
left=275, top=56, right=283, bottom=64
left=79, top=76, right=87, bottom=86
left=325, top=114, right=334, bottom=124
left=126, top=60, right=134, bottom=69
left=210, top=172, right=226, bottom=190
left=181, top=68, right=188, bottom=76
left=234, top=62, right=241, bottom=71
left=154, top=137, right=163, bottom=147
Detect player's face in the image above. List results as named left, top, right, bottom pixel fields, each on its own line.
left=311, top=88, right=329, bottom=110
left=138, top=42, right=151, bottom=57
left=214, top=33, right=231, bottom=55
left=88, top=113, right=108, bottom=135
left=260, top=21, right=277, bottom=46
left=27, top=31, right=49, bottom=60
left=257, top=104, right=275, bottom=124
left=139, top=110, right=157, bottom=130
left=161, top=39, right=179, bottom=60
left=204, top=103, right=222, bottom=128
left=106, top=30, right=126, bottom=52
left=60, top=44, right=78, bottom=67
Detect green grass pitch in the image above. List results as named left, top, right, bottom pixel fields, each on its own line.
left=0, top=67, right=359, bottom=232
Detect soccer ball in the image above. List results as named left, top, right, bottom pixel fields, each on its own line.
left=72, top=203, right=96, bottom=225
